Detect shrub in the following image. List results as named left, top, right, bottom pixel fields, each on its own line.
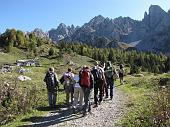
left=0, top=80, right=40, bottom=125
left=48, top=47, right=55, bottom=56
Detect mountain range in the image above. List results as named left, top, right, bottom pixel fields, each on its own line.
left=36, top=5, right=170, bottom=54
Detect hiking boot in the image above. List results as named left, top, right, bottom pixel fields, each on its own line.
left=83, top=112, right=87, bottom=117
left=88, top=110, right=93, bottom=114
left=53, top=105, right=57, bottom=109
left=93, top=104, right=98, bottom=108
left=78, top=106, right=83, bottom=111
left=72, top=108, right=76, bottom=114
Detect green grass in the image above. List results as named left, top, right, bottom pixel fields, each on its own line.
left=0, top=47, right=94, bottom=126
left=4, top=47, right=169, bottom=127
left=116, top=73, right=170, bottom=127
left=0, top=48, right=27, bottom=65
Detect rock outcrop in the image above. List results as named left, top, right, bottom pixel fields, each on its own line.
left=48, top=5, right=170, bottom=54
left=32, top=28, right=49, bottom=39
left=49, top=23, right=76, bottom=41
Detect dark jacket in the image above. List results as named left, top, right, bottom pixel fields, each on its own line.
left=44, top=71, right=59, bottom=92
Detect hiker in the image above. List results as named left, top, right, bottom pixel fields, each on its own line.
left=72, top=74, right=84, bottom=113
left=98, top=61, right=107, bottom=103
left=104, top=61, right=113, bottom=99
left=79, top=66, right=94, bottom=116
left=119, top=64, right=125, bottom=85
left=63, top=68, right=75, bottom=106
left=91, top=61, right=106, bottom=107
left=44, top=67, right=59, bottom=108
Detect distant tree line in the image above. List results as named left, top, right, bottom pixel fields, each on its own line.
left=58, top=41, right=170, bottom=74
left=0, top=29, right=51, bottom=54
left=0, top=29, right=169, bottom=74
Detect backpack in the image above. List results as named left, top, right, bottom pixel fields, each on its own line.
left=113, top=71, right=119, bottom=79
left=44, top=72, right=58, bottom=92
left=91, top=67, right=103, bottom=81
left=80, top=69, right=91, bottom=87
left=59, top=75, right=65, bottom=84
left=119, top=69, right=124, bottom=77
left=104, top=66, right=113, bottom=78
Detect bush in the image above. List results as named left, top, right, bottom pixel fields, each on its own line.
left=0, top=80, right=40, bottom=125
left=48, top=47, right=55, bottom=56
left=130, top=65, right=141, bottom=74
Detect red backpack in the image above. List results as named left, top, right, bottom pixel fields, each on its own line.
left=81, top=69, right=91, bottom=87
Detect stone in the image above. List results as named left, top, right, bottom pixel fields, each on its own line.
left=18, top=75, right=31, bottom=81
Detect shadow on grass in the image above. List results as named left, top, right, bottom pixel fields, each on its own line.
left=36, top=102, right=69, bottom=111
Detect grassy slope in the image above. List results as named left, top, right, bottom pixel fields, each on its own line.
left=1, top=48, right=94, bottom=127
left=1, top=47, right=169, bottom=127
left=115, top=73, right=170, bottom=127
left=0, top=48, right=27, bottom=66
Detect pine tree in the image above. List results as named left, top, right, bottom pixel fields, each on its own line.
left=48, top=47, right=55, bottom=56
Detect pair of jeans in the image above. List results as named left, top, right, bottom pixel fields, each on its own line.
left=82, top=87, right=91, bottom=114
left=48, top=92, right=57, bottom=107
left=106, top=77, right=114, bottom=98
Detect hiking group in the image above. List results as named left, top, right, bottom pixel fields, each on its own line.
left=44, top=61, right=125, bottom=116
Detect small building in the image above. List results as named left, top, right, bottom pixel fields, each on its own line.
left=16, top=59, right=39, bottom=67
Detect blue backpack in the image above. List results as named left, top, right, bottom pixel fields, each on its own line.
left=91, top=67, right=103, bottom=81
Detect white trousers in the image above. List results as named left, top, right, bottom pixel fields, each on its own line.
left=72, top=87, right=84, bottom=108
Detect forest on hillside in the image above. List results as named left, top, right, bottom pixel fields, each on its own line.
left=58, top=41, right=170, bottom=74
left=0, top=29, right=170, bottom=74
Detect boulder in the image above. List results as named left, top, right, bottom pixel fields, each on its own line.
left=18, top=75, right=31, bottom=81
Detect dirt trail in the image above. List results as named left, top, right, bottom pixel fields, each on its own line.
left=24, top=88, right=128, bottom=127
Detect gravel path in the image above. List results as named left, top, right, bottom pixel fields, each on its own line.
left=25, top=88, right=128, bottom=127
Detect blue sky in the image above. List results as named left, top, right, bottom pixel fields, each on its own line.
left=0, top=0, right=170, bottom=33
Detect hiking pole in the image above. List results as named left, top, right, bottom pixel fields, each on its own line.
left=57, top=87, right=59, bottom=103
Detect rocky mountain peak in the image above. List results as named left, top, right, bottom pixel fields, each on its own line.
left=87, top=15, right=105, bottom=28
left=144, top=11, right=148, bottom=18
left=168, top=9, right=170, bottom=14
left=48, top=5, right=170, bottom=54
left=32, top=28, right=49, bottom=38
left=143, top=5, right=167, bottom=29
left=149, top=5, right=165, bottom=14
left=58, top=23, right=67, bottom=29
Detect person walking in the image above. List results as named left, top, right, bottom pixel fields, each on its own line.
left=72, top=74, right=84, bottom=113
left=98, top=61, right=107, bottom=104
left=119, top=64, right=125, bottom=85
left=91, top=61, right=106, bottom=107
left=63, top=68, right=75, bottom=106
left=44, top=67, right=59, bottom=108
left=104, top=61, right=114, bottom=99
left=79, top=66, right=94, bottom=116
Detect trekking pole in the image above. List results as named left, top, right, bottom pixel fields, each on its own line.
left=57, top=87, right=59, bottom=103
left=57, top=87, right=61, bottom=111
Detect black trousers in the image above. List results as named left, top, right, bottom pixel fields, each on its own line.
left=106, top=77, right=114, bottom=98
left=94, top=80, right=103, bottom=105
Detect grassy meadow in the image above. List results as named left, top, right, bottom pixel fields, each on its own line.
left=115, top=73, right=170, bottom=127
left=0, top=46, right=170, bottom=127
